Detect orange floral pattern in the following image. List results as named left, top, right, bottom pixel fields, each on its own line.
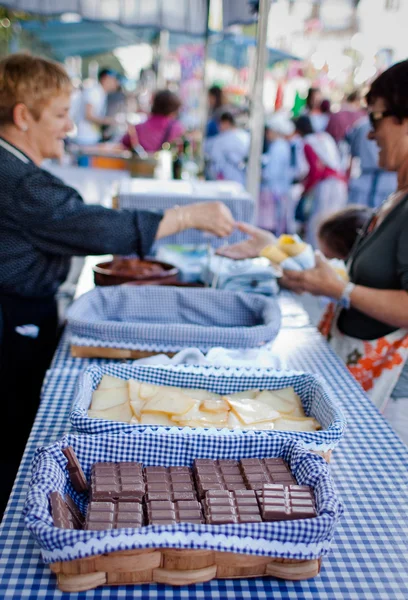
left=347, top=336, right=408, bottom=392
left=318, top=302, right=336, bottom=338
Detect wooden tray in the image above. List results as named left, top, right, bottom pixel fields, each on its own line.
left=50, top=548, right=322, bottom=591
left=71, top=345, right=175, bottom=360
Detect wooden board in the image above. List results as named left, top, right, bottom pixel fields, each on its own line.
left=71, top=345, right=175, bottom=360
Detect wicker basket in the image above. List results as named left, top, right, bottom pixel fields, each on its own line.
left=25, top=433, right=343, bottom=593
left=50, top=548, right=321, bottom=591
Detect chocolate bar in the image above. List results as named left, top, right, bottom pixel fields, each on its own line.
left=50, top=492, right=79, bottom=529
left=85, top=501, right=144, bottom=530
left=65, top=494, right=85, bottom=528
left=260, top=484, right=317, bottom=521
left=193, top=459, right=247, bottom=498
left=144, top=466, right=196, bottom=502
left=240, top=458, right=296, bottom=490
left=62, top=446, right=88, bottom=493
left=146, top=499, right=204, bottom=525
left=203, top=489, right=262, bottom=525
left=90, top=462, right=145, bottom=502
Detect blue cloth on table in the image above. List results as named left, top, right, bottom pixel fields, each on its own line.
left=201, top=255, right=279, bottom=295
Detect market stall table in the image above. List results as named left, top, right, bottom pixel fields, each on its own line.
left=0, top=324, right=407, bottom=599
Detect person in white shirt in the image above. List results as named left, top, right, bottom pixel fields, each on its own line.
left=74, top=69, right=120, bottom=145
left=208, top=112, right=250, bottom=185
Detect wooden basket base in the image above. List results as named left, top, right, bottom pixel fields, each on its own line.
left=71, top=345, right=175, bottom=360
left=52, top=549, right=321, bottom=591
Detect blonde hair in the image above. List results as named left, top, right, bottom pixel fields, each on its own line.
left=0, top=53, right=72, bottom=126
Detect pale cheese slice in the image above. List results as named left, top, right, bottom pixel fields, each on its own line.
left=256, top=390, right=296, bottom=414
left=140, top=412, right=175, bottom=426
left=139, top=383, right=161, bottom=400
left=142, top=388, right=195, bottom=415
left=98, top=374, right=127, bottom=389
left=88, top=401, right=133, bottom=423
left=91, top=387, right=129, bottom=411
left=273, top=416, right=320, bottom=432
left=225, top=397, right=280, bottom=425
left=200, top=398, right=230, bottom=413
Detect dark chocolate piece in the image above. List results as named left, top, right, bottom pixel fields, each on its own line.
left=62, top=446, right=88, bottom=493
left=240, top=458, right=296, bottom=491
left=203, top=489, right=262, bottom=525
left=260, top=484, right=317, bottom=521
left=90, top=462, right=144, bottom=502
left=144, top=466, right=196, bottom=502
left=193, top=459, right=247, bottom=498
left=50, top=492, right=78, bottom=529
left=85, top=500, right=144, bottom=530
left=146, top=499, right=204, bottom=525
left=65, top=494, right=85, bottom=528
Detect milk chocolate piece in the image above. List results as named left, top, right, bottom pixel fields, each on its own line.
left=193, top=459, right=246, bottom=498
left=62, top=446, right=88, bottom=493
left=203, top=489, right=262, bottom=525
left=65, top=494, right=85, bottom=528
left=90, top=462, right=144, bottom=502
left=240, top=458, right=296, bottom=491
left=146, top=499, right=204, bottom=525
left=144, top=466, right=196, bottom=502
left=50, top=492, right=78, bottom=529
left=260, top=484, right=317, bottom=521
left=85, top=501, right=144, bottom=530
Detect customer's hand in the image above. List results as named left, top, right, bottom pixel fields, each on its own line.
left=216, top=223, right=277, bottom=259
left=184, top=201, right=235, bottom=237
left=282, top=252, right=346, bottom=298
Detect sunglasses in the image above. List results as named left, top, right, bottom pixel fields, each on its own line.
left=368, top=110, right=397, bottom=130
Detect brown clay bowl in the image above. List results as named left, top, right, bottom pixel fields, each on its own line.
left=93, top=257, right=179, bottom=287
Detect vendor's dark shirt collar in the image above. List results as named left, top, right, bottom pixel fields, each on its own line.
left=0, top=136, right=32, bottom=164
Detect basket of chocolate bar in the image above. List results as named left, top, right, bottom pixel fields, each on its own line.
left=66, top=286, right=281, bottom=359
left=70, top=363, right=346, bottom=456
left=24, top=432, right=343, bottom=592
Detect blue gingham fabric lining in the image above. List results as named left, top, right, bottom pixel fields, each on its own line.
left=24, top=432, right=343, bottom=564
left=2, top=326, right=408, bottom=599
left=119, top=183, right=255, bottom=248
left=66, top=286, right=281, bottom=352
left=70, top=363, right=346, bottom=451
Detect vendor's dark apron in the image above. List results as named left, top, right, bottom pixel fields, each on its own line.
left=0, top=293, right=59, bottom=515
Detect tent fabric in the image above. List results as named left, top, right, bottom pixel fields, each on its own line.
left=20, top=21, right=299, bottom=67
left=2, top=0, right=209, bottom=35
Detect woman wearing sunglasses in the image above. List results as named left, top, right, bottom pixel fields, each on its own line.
left=219, top=61, right=408, bottom=441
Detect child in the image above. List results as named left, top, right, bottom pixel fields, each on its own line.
left=317, top=205, right=373, bottom=260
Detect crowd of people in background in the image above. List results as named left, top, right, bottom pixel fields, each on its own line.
left=204, top=84, right=399, bottom=249
left=68, top=71, right=398, bottom=251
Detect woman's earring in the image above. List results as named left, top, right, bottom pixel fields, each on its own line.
left=21, top=125, right=28, bottom=132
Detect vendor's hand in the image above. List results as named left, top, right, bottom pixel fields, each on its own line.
left=184, top=201, right=235, bottom=238
left=216, top=222, right=277, bottom=259
left=282, top=251, right=346, bottom=298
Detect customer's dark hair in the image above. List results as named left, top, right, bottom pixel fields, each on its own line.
left=208, top=85, right=224, bottom=109
left=151, top=89, right=181, bottom=116
left=220, top=111, right=235, bottom=126
left=318, top=205, right=373, bottom=259
left=306, top=87, right=320, bottom=110
left=366, top=60, right=408, bottom=121
left=346, top=90, right=360, bottom=104
left=294, top=115, right=314, bottom=136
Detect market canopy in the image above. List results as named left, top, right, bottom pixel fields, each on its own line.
left=20, top=21, right=299, bottom=67
left=1, top=0, right=210, bottom=35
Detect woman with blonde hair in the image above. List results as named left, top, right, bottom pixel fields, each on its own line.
left=0, top=54, right=235, bottom=511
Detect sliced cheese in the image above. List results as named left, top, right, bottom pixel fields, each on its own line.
left=91, top=387, right=129, bottom=411
left=98, top=374, right=127, bottom=389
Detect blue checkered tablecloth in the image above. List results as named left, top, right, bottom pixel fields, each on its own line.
left=1, top=324, right=407, bottom=599
left=118, top=178, right=255, bottom=248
